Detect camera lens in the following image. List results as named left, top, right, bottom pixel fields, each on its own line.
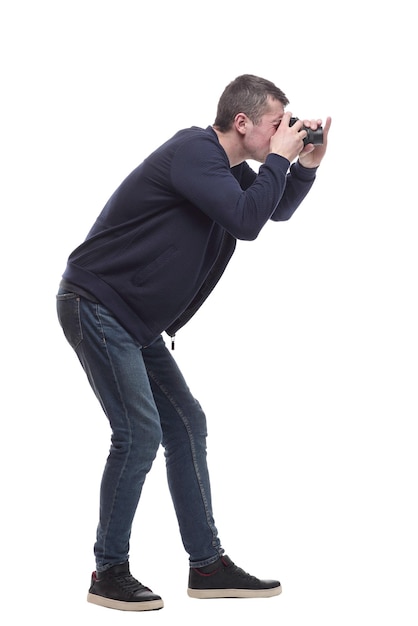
left=306, top=127, right=323, bottom=146
left=289, top=116, right=323, bottom=146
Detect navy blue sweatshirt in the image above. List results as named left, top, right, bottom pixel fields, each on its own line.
left=62, top=126, right=317, bottom=346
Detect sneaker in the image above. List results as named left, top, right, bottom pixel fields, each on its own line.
left=87, top=562, right=164, bottom=611
left=187, top=555, right=282, bottom=599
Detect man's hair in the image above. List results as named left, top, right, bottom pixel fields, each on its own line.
left=214, top=74, right=289, bottom=132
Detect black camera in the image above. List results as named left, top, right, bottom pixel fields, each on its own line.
left=289, top=117, right=323, bottom=146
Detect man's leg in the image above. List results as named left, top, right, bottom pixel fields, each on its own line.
left=142, top=336, right=223, bottom=568
left=142, top=336, right=282, bottom=599
left=56, top=290, right=164, bottom=610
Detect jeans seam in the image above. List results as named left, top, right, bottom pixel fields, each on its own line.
left=94, top=304, right=133, bottom=564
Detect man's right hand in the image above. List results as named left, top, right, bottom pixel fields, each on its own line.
left=269, top=111, right=306, bottom=162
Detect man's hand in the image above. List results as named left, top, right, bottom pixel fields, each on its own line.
left=270, top=111, right=308, bottom=163
left=298, top=116, right=332, bottom=168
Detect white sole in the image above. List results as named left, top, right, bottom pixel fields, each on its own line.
left=87, top=592, right=164, bottom=611
left=187, top=585, right=282, bottom=599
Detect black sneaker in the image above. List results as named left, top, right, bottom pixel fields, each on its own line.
left=87, top=562, right=164, bottom=611
left=187, top=555, right=282, bottom=599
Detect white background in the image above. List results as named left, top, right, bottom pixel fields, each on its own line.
left=2, top=1, right=417, bottom=624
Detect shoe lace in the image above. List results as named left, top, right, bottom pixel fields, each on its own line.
left=113, top=572, right=150, bottom=593
left=229, top=562, right=259, bottom=583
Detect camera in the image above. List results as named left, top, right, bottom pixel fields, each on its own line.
left=289, top=117, right=323, bottom=146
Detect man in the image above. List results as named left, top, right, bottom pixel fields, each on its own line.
left=56, top=74, right=331, bottom=611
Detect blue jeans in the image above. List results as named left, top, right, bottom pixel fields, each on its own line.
left=56, top=288, right=223, bottom=571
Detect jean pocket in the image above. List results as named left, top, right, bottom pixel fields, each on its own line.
left=56, top=291, right=83, bottom=349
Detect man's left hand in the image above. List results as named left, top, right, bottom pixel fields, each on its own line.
left=298, top=116, right=332, bottom=168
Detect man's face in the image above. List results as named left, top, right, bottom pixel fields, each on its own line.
left=243, top=97, right=285, bottom=163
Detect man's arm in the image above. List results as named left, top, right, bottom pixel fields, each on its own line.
left=270, top=161, right=317, bottom=222
left=171, top=136, right=290, bottom=240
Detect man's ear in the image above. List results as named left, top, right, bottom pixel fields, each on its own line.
left=234, top=113, right=249, bottom=135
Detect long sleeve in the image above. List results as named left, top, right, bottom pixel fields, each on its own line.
left=171, top=136, right=291, bottom=241
left=270, top=160, right=317, bottom=222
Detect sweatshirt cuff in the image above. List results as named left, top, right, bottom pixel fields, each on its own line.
left=265, top=152, right=291, bottom=171
left=291, top=160, right=318, bottom=181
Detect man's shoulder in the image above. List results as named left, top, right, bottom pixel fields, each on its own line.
left=172, top=125, right=219, bottom=145
left=171, top=126, right=228, bottom=165
left=150, top=126, right=219, bottom=158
